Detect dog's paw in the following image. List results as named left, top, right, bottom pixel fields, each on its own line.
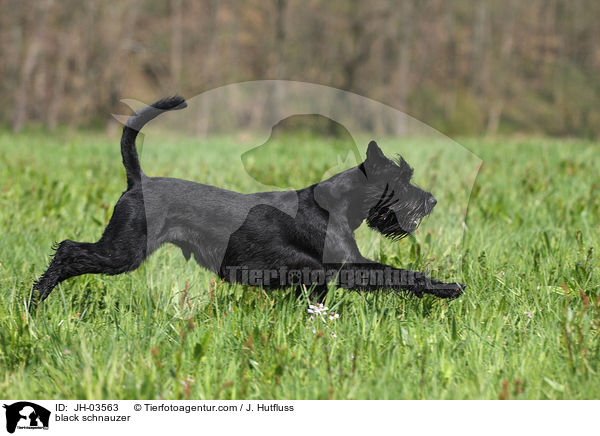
left=444, top=282, right=465, bottom=299
left=426, top=282, right=465, bottom=299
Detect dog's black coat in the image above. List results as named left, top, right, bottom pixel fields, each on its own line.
left=30, top=96, right=464, bottom=307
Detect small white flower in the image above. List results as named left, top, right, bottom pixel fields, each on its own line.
left=312, top=329, right=316, bottom=334
left=332, top=333, right=337, bottom=338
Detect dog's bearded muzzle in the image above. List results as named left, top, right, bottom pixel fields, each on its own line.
left=366, top=193, right=436, bottom=238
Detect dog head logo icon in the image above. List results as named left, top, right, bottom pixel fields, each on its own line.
left=3, top=402, right=50, bottom=434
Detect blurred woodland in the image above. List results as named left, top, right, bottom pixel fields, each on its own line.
left=1, top=0, right=599, bottom=136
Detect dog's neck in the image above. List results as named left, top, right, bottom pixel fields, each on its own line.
left=313, top=165, right=370, bottom=230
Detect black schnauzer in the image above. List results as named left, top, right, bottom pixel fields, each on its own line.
left=30, top=96, right=465, bottom=307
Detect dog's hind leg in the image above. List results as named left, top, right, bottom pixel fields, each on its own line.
left=30, top=190, right=148, bottom=308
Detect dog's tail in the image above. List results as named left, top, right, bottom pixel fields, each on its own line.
left=120, top=96, right=187, bottom=189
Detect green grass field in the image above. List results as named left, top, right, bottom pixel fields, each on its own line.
left=0, top=130, right=598, bottom=399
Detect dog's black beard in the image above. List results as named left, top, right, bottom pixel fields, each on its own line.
left=365, top=184, right=429, bottom=240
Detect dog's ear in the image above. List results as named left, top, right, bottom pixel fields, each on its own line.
left=365, top=140, right=387, bottom=175
left=366, top=140, right=385, bottom=162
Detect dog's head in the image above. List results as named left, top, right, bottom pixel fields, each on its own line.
left=361, top=141, right=436, bottom=239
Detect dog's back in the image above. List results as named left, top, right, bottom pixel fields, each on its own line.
left=141, top=176, right=300, bottom=272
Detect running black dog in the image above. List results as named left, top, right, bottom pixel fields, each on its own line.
left=30, top=96, right=464, bottom=307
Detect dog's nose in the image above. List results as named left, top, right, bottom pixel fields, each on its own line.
left=428, top=196, right=437, bottom=207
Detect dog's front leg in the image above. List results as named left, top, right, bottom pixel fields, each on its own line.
left=328, top=262, right=465, bottom=299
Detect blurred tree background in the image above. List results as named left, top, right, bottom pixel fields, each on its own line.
left=1, top=0, right=599, bottom=137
